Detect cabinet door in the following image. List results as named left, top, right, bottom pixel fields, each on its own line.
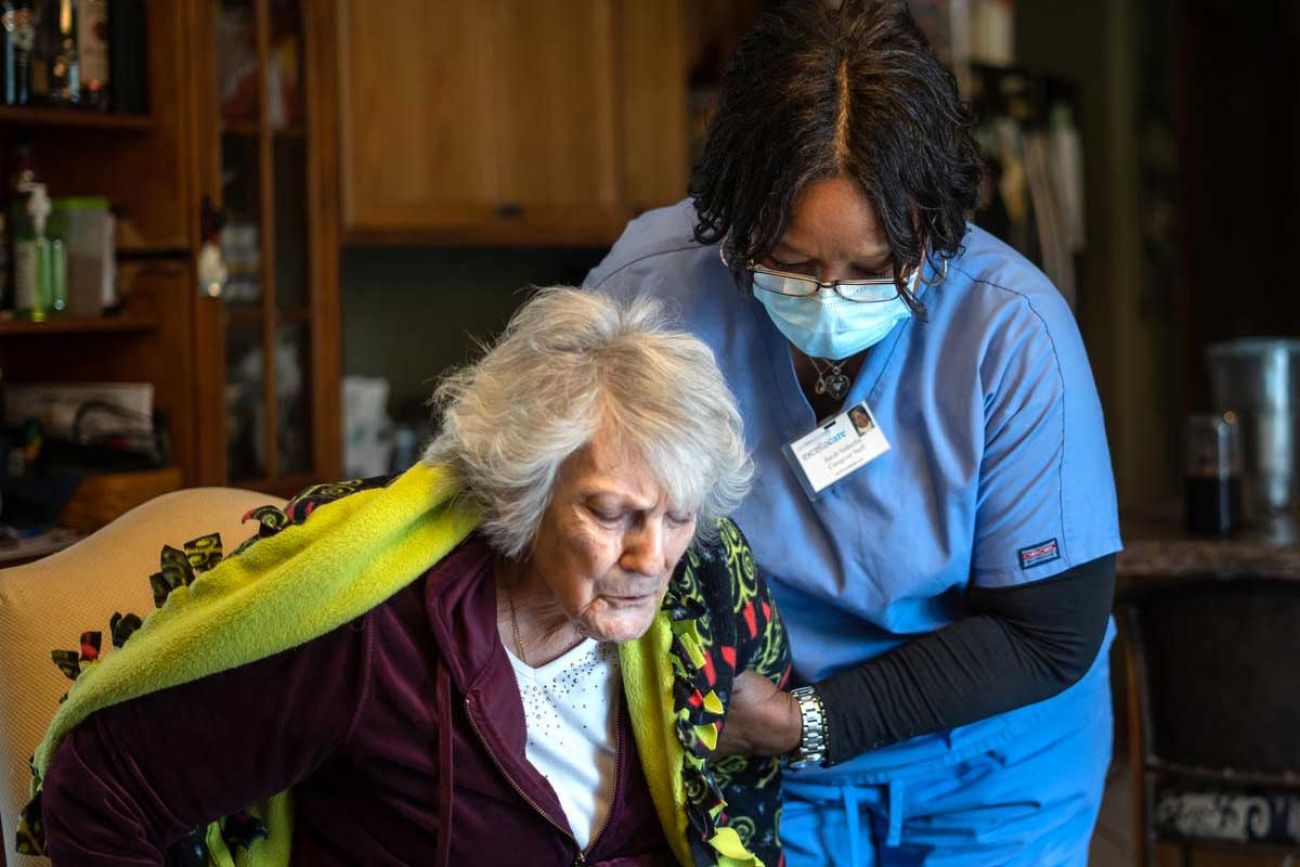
left=337, top=0, right=501, bottom=239
left=193, top=0, right=340, bottom=491
left=337, top=0, right=688, bottom=245
left=617, top=0, right=687, bottom=216
left=490, top=0, right=624, bottom=244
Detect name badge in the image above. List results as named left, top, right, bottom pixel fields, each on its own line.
left=782, top=400, right=890, bottom=498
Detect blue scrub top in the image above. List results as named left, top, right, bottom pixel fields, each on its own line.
left=587, top=200, right=1122, bottom=780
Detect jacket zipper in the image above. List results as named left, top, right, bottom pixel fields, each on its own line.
left=463, top=693, right=624, bottom=867
left=575, top=699, right=621, bottom=865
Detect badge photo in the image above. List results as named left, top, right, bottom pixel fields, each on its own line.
left=783, top=400, right=890, bottom=498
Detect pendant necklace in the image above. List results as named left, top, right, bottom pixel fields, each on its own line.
left=811, top=357, right=852, bottom=402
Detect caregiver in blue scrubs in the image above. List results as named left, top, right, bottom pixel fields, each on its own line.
left=587, top=2, right=1121, bottom=864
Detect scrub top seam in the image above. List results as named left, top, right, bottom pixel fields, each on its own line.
left=586, top=243, right=702, bottom=291
left=948, top=260, right=1072, bottom=567
left=865, top=316, right=909, bottom=408
left=861, top=251, right=941, bottom=407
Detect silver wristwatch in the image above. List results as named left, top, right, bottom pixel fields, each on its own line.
left=788, top=685, right=828, bottom=769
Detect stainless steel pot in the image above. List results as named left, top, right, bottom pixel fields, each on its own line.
left=1206, top=338, right=1300, bottom=527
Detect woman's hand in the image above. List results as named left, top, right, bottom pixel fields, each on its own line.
left=717, top=670, right=803, bottom=757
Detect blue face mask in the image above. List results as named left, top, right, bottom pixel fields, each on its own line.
left=756, top=266, right=919, bottom=360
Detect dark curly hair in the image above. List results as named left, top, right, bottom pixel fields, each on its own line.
left=690, top=0, right=982, bottom=314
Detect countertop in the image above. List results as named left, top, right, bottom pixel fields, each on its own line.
left=1118, top=506, right=1300, bottom=580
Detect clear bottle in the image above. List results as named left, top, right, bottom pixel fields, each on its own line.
left=9, top=0, right=37, bottom=104
left=49, top=0, right=76, bottom=104
left=26, top=0, right=51, bottom=104
left=51, top=231, right=65, bottom=311
left=47, top=197, right=65, bottom=312
left=76, top=0, right=103, bottom=108
left=0, top=1, right=15, bottom=105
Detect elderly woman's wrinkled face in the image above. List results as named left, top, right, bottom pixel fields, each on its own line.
left=527, top=425, right=697, bottom=643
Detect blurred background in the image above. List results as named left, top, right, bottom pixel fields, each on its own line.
left=0, top=2, right=1297, bottom=864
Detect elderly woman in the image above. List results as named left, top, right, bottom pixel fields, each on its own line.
left=31, top=289, right=790, bottom=867
left=589, top=2, right=1119, bottom=864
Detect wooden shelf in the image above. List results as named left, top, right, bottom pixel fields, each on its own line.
left=0, top=313, right=160, bottom=336
left=219, top=124, right=306, bottom=139
left=222, top=306, right=310, bottom=329
left=0, top=105, right=154, bottom=130
left=221, top=122, right=261, bottom=138
left=116, top=245, right=192, bottom=260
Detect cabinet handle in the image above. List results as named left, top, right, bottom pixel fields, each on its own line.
left=495, top=203, right=524, bottom=220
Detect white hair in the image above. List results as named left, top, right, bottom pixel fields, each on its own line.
left=423, top=286, right=753, bottom=558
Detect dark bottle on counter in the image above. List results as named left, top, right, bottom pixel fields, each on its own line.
left=49, top=0, right=79, bottom=104
left=1184, top=412, right=1243, bottom=537
left=1186, top=474, right=1243, bottom=537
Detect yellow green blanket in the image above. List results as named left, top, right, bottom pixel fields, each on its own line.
left=24, top=463, right=762, bottom=867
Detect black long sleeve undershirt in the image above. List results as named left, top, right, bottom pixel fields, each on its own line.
left=816, top=554, right=1116, bottom=765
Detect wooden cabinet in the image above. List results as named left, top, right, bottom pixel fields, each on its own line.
left=191, top=0, right=342, bottom=490
left=338, top=0, right=688, bottom=245
left=492, top=0, right=623, bottom=242
left=339, top=0, right=500, bottom=238
left=0, top=0, right=341, bottom=502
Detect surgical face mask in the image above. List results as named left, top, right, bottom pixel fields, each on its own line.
left=754, top=265, right=920, bottom=360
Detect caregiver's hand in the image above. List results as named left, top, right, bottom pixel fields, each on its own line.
left=717, top=670, right=803, bottom=757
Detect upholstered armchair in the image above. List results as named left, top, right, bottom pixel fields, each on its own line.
left=0, top=487, right=283, bottom=865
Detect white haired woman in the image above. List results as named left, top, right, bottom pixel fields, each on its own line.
left=28, top=288, right=791, bottom=867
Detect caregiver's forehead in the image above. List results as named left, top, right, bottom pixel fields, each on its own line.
left=776, top=176, right=891, bottom=260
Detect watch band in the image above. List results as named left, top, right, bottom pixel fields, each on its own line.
left=788, top=685, right=828, bottom=769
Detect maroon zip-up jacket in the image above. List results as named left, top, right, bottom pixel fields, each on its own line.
left=42, top=535, right=674, bottom=866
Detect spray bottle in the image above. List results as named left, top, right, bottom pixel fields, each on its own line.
left=14, top=180, right=51, bottom=320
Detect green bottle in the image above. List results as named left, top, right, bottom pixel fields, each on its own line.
left=13, top=180, right=52, bottom=321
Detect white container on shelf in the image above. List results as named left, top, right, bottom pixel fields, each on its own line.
left=342, top=376, right=393, bottom=479
left=52, top=197, right=117, bottom=316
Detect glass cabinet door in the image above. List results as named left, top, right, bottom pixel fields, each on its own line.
left=210, top=0, right=317, bottom=490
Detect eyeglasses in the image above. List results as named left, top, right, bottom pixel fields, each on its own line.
left=719, top=246, right=901, bottom=303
